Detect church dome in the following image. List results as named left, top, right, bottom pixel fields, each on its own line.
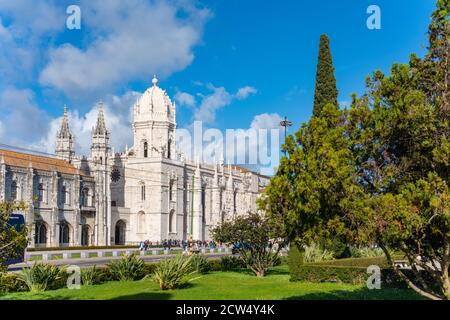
left=134, top=75, right=175, bottom=122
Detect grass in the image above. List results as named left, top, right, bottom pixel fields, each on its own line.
left=0, top=265, right=422, bottom=300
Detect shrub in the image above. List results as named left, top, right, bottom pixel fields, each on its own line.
left=108, top=254, right=145, bottom=281
left=190, top=254, right=210, bottom=274
left=290, top=264, right=433, bottom=289
left=143, top=263, right=158, bottom=276
left=212, top=212, right=285, bottom=277
left=81, top=266, right=100, bottom=286
left=303, top=242, right=335, bottom=263
left=207, top=259, right=222, bottom=271
left=310, top=256, right=390, bottom=268
left=240, top=250, right=280, bottom=276
left=288, top=242, right=303, bottom=278
left=17, top=263, right=63, bottom=292
left=151, top=255, right=196, bottom=290
left=349, top=246, right=384, bottom=258
left=219, top=256, right=246, bottom=271
left=0, top=273, right=27, bottom=293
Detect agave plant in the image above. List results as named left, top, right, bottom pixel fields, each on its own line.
left=81, top=266, right=99, bottom=286
left=189, top=254, right=210, bottom=274
left=17, top=263, right=63, bottom=292
left=151, top=255, right=197, bottom=290
left=108, top=254, right=145, bottom=281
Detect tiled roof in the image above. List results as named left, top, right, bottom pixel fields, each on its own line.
left=0, top=149, right=80, bottom=175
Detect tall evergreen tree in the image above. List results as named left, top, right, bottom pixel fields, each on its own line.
left=312, top=34, right=338, bottom=116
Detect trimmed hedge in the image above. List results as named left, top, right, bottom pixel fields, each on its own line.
left=290, top=264, right=436, bottom=289
left=289, top=255, right=436, bottom=289
left=310, top=256, right=390, bottom=268
left=288, top=242, right=304, bottom=278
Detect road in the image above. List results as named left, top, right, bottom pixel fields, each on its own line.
left=7, top=252, right=230, bottom=271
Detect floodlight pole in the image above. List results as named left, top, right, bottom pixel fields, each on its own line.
left=280, top=116, right=293, bottom=156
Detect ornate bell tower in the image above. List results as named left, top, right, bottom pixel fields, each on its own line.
left=132, top=76, right=176, bottom=159
left=91, top=102, right=111, bottom=246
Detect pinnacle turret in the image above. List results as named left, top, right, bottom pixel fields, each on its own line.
left=55, top=105, right=75, bottom=162
left=93, top=101, right=108, bottom=136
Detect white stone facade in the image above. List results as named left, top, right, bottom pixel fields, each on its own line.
left=0, top=77, right=269, bottom=247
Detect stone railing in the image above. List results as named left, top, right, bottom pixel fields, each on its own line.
left=25, top=246, right=231, bottom=262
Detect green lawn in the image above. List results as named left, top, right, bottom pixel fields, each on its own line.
left=0, top=265, right=422, bottom=300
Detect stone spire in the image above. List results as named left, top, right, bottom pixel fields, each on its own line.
left=57, top=105, right=72, bottom=139
left=93, top=101, right=108, bottom=136
left=56, top=105, right=75, bottom=162
left=91, top=101, right=110, bottom=162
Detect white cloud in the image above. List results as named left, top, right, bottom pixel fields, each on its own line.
left=39, top=0, right=210, bottom=98
left=235, top=86, right=257, bottom=100
left=194, top=85, right=233, bottom=124
left=0, top=1, right=62, bottom=83
left=180, top=84, right=258, bottom=125
left=175, top=91, right=196, bottom=108
left=250, top=113, right=283, bottom=130
left=0, top=87, right=50, bottom=147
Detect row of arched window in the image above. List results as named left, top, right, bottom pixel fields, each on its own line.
left=8, top=180, right=92, bottom=206
left=34, top=220, right=93, bottom=246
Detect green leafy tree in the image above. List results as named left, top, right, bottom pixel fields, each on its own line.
left=0, top=202, right=28, bottom=272
left=261, top=103, right=357, bottom=247
left=211, top=213, right=284, bottom=277
left=262, top=1, right=449, bottom=300
left=312, top=34, right=338, bottom=116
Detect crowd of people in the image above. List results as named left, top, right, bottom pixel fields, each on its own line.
left=138, top=239, right=223, bottom=252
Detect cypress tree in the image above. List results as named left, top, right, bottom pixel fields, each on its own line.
left=312, top=34, right=338, bottom=116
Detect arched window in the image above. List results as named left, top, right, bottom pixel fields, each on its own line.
left=140, top=184, right=146, bottom=201
left=169, top=210, right=175, bottom=233
left=169, top=180, right=174, bottom=201
left=138, top=211, right=146, bottom=233
left=34, top=222, right=47, bottom=245
left=81, top=225, right=91, bottom=246
left=115, top=220, right=126, bottom=245
left=82, top=188, right=89, bottom=206
left=167, top=139, right=171, bottom=159
left=38, top=183, right=44, bottom=202
left=143, top=141, right=148, bottom=158
left=59, top=221, right=71, bottom=245
left=61, top=185, right=67, bottom=204
left=11, top=181, right=17, bottom=200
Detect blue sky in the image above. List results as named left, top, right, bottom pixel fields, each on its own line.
left=0, top=0, right=437, bottom=166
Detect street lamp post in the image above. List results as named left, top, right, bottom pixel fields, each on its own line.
left=280, top=116, right=293, bottom=156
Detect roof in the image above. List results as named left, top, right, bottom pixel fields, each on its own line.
left=0, top=149, right=81, bottom=176
left=234, top=165, right=270, bottom=178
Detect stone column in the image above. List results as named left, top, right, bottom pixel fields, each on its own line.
left=50, top=171, right=59, bottom=247
left=26, top=163, right=35, bottom=248
left=192, top=165, right=203, bottom=240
